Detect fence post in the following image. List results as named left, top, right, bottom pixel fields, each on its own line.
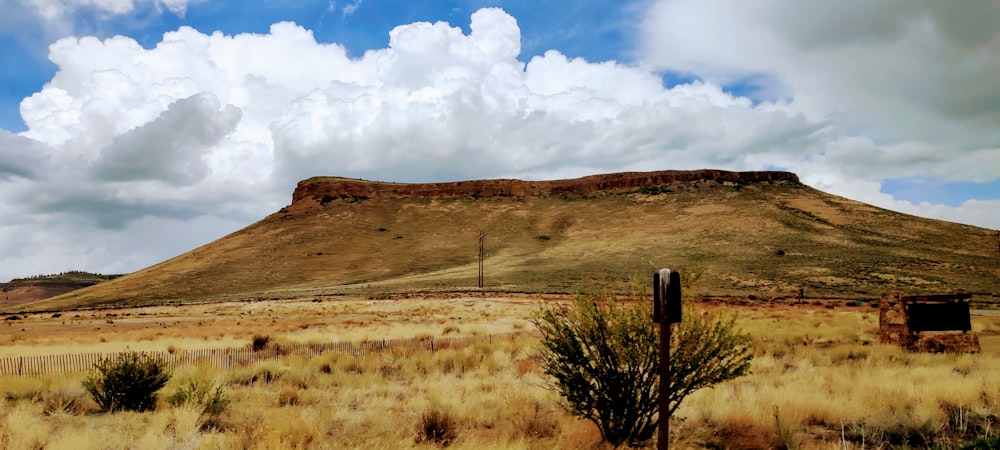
left=655, top=268, right=682, bottom=450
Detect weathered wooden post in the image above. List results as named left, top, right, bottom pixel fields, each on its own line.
left=654, top=269, right=682, bottom=450
left=478, top=231, right=485, bottom=288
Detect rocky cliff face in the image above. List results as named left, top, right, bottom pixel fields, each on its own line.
left=291, top=169, right=800, bottom=206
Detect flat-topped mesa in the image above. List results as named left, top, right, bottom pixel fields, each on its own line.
left=291, top=169, right=800, bottom=205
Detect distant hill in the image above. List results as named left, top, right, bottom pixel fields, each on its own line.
left=2, top=271, right=121, bottom=310
left=9, top=169, right=1000, bottom=312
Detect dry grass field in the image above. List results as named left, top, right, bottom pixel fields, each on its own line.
left=0, top=295, right=541, bottom=358
left=3, top=295, right=1000, bottom=449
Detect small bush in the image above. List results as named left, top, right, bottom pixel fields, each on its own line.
left=230, top=364, right=286, bottom=386
left=533, top=294, right=752, bottom=447
left=83, top=352, right=170, bottom=412
left=42, top=387, right=91, bottom=416
left=516, top=401, right=560, bottom=439
left=961, top=435, right=1000, bottom=449
left=168, top=379, right=230, bottom=416
left=417, top=408, right=457, bottom=447
left=278, top=388, right=300, bottom=406
left=251, top=335, right=270, bottom=351
left=637, top=185, right=671, bottom=195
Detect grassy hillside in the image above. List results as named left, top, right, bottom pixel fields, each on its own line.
left=1, top=271, right=120, bottom=310
left=10, top=173, right=1000, bottom=312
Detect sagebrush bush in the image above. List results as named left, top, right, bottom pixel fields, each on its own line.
left=82, top=351, right=170, bottom=412
left=533, top=294, right=752, bottom=447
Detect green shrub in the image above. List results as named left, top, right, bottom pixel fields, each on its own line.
left=533, top=294, right=752, bottom=447
left=167, top=379, right=230, bottom=416
left=83, top=351, right=170, bottom=412
left=961, top=435, right=1000, bottom=449
left=637, top=185, right=671, bottom=195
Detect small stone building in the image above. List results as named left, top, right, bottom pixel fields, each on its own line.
left=878, top=292, right=980, bottom=353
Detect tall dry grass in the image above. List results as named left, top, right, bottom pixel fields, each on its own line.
left=674, top=305, right=1000, bottom=449
left=1, top=334, right=607, bottom=449
left=2, top=300, right=999, bottom=449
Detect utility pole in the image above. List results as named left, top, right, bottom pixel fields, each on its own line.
left=478, top=231, right=485, bottom=288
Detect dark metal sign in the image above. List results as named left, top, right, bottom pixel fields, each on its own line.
left=653, top=269, right=682, bottom=324
left=907, top=302, right=972, bottom=332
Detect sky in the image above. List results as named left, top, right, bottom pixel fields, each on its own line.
left=0, top=0, right=997, bottom=282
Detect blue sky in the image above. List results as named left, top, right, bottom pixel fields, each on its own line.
left=0, top=0, right=996, bottom=281
left=0, top=0, right=639, bottom=131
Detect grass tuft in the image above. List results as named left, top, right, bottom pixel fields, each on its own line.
left=417, top=407, right=458, bottom=447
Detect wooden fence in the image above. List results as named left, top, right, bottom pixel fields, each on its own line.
left=0, top=333, right=518, bottom=378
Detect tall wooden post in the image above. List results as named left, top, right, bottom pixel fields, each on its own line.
left=478, top=231, right=485, bottom=288
left=654, top=269, right=682, bottom=450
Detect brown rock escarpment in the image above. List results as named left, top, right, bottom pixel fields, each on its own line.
left=291, top=169, right=800, bottom=206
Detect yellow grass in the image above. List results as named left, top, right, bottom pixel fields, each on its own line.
left=1, top=334, right=606, bottom=449
left=0, top=297, right=542, bottom=358
left=2, top=298, right=999, bottom=449
left=675, top=304, right=1000, bottom=449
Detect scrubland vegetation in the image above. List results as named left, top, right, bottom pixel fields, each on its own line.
left=2, top=298, right=999, bottom=449
left=677, top=305, right=1000, bottom=449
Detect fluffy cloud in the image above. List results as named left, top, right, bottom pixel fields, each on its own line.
left=93, top=93, right=241, bottom=186
left=0, top=131, right=49, bottom=180
left=638, top=0, right=999, bottom=225
left=270, top=9, right=829, bottom=184
left=0, top=6, right=996, bottom=282
left=639, top=0, right=1000, bottom=163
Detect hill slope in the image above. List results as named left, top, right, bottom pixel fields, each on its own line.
left=2, top=272, right=119, bottom=310
left=11, top=170, right=1000, bottom=311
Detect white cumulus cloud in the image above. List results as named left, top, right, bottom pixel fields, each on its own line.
left=93, top=93, right=241, bottom=186
left=638, top=0, right=999, bottom=229
left=0, top=5, right=996, bottom=282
